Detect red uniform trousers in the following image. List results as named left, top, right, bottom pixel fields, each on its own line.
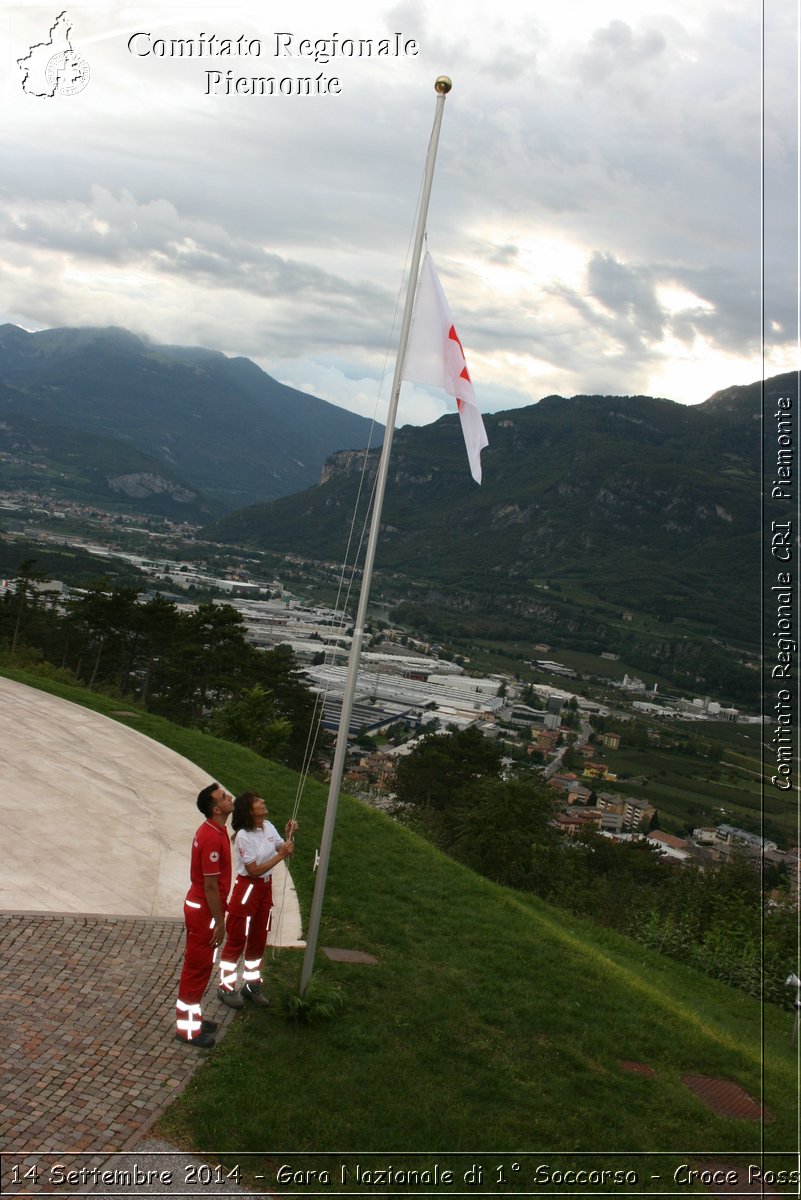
left=218, top=875, right=273, bottom=992
left=175, top=895, right=225, bottom=1041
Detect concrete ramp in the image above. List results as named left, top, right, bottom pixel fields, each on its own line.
left=0, top=676, right=302, bottom=940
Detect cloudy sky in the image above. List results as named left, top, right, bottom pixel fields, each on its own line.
left=1, top=1, right=796, bottom=427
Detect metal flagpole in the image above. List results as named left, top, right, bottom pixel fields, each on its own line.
left=300, top=75, right=453, bottom=995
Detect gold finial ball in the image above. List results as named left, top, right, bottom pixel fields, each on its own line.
left=434, top=75, right=452, bottom=94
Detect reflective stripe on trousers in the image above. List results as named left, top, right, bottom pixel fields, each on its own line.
left=176, top=998, right=203, bottom=1040
left=243, top=957, right=261, bottom=983
left=219, top=957, right=238, bottom=990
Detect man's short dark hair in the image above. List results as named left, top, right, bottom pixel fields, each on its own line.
left=197, top=783, right=220, bottom=817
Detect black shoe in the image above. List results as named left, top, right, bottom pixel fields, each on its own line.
left=201, top=1019, right=218, bottom=1034
left=216, top=986, right=244, bottom=1009
left=242, top=983, right=271, bottom=1008
left=175, top=1031, right=215, bottom=1049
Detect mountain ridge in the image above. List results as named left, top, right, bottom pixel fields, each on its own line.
left=203, top=371, right=791, bottom=705
left=0, top=320, right=787, bottom=703
left=0, top=323, right=383, bottom=513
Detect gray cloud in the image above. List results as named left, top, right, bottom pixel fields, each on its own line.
left=0, top=0, right=794, bottom=418
left=585, top=252, right=665, bottom=343
left=578, top=18, right=668, bottom=86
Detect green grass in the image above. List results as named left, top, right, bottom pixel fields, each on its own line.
left=3, top=664, right=798, bottom=1193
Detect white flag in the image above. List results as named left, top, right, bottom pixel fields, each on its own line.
left=402, top=253, right=488, bottom=484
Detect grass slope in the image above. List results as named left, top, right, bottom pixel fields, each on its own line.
left=3, top=665, right=797, bottom=1193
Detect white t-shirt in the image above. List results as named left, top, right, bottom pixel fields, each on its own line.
left=234, top=821, right=285, bottom=880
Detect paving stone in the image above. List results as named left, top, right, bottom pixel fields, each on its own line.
left=0, top=913, right=233, bottom=1155
left=322, top=945, right=379, bottom=964
left=682, top=1074, right=773, bottom=1122
left=691, top=1160, right=784, bottom=1197
left=618, top=1059, right=658, bottom=1078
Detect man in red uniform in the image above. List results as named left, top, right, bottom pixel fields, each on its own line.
left=175, top=782, right=234, bottom=1048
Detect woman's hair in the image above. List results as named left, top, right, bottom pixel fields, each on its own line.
left=232, top=791, right=260, bottom=835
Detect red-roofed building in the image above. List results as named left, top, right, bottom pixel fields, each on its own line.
left=647, top=830, right=692, bottom=861
left=553, top=809, right=602, bottom=838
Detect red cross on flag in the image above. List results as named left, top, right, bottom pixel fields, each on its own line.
left=402, top=253, right=489, bottom=484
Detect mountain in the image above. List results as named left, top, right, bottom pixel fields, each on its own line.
left=0, top=407, right=221, bottom=522
left=0, top=324, right=382, bottom=513
left=206, top=372, right=793, bottom=705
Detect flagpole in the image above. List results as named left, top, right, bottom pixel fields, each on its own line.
left=300, top=76, right=453, bottom=995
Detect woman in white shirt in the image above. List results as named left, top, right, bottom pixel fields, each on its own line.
left=217, top=791, right=296, bottom=1008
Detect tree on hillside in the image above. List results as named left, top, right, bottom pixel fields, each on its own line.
left=256, top=643, right=330, bottom=771
left=9, top=558, right=47, bottom=655
left=88, top=587, right=140, bottom=690
left=561, top=741, right=581, bottom=771
left=136, top=602, right=249, bottom=722
left=541, top=834, right=667, bottom=925
left=561, top=696, right=580, bottom=730
left=133, top=594, right=181, bottom=704
left=209, top=684, right=291, bottom=762
left=522, top=684, right=545, bottom=710
left=354, top=726, right=379, bottom=751
left=0, top=576, right=329, bottom=772
left=395, top=725, right=502, bottom=811
left=449, top=776, right=558, bottom=887
left=172, top=603, right=255, bottom=720
left=63, top=583, right=140, bottom=690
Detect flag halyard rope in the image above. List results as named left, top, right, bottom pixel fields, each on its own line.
left=268, top=162, right=430, bottom=955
